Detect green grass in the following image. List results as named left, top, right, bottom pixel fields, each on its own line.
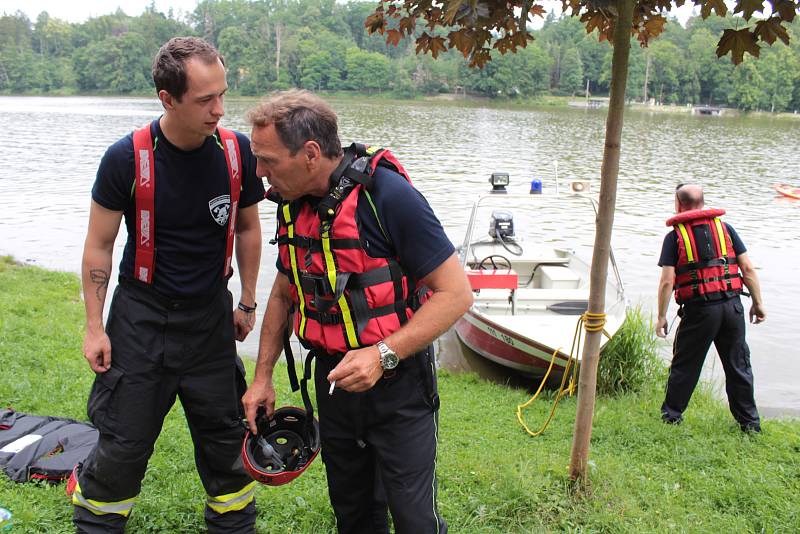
left=1, top=257, right=799, bottom=532
left=597, top=305, right=664, bottom=396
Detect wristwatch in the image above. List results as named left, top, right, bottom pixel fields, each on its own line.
left=376, top=340, right=399, bottom=371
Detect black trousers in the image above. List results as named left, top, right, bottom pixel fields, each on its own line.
left=73, top=282, right=255, bottom=533
left=662, top=297, right=760, bottom=428
left=314, top=347, right=446, bottom=534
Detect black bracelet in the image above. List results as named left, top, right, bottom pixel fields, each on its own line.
left=238, top=302, right=257, bottom=313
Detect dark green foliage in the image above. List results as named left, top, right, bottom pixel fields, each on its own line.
left=598, top=305, right=664, bottom=396
left=1, top=3, right=799, bottom=110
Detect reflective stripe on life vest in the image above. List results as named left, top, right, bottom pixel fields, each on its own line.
left=282, top=203, right=309, bottom=339
left=71, top=480, right=137, bottom=517
left=132, top=124, right=241, bottom=283
left=206, top=481, right=257, bottom=514
left=320, top=224, right=360, bottom=348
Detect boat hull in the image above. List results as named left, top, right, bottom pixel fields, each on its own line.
left=774, top=183, right=800, bottom=200
left=454, top=309, right=572, bottom=375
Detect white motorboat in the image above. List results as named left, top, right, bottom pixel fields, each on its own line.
left=454, top=177, right=627, bottom=376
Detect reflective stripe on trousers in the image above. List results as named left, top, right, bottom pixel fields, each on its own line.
left=72, top=480, right=136, bottom=517
left=207, top=481, right=257, bottom=514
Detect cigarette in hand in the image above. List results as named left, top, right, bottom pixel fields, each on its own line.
left=328, top=380, right=336, bottom=395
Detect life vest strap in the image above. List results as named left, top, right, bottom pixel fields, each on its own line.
left=217, top=127, right=242, bottom=278
left=283, top=327, right=300, bottom=393
left=303, top=302, right=402, bottom=325
left=132, top=125, right=241, bottom=283
left=675, top=272, right=742, bottom=290
left=278, top=234, right=363, bottom=251
left=675, top=256, right=738, bottom=275
left=133, top=126, right=156, bottom=283
left=680, top=290, right=742, bottom=303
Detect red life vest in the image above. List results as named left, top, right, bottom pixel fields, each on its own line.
left=666, top=208, right=743, bottom=304
left=274, top=145, right=426, bottom=355
left=131, top=124, right=241, bottom=283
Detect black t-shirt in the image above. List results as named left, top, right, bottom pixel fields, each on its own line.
left=276, top=164, right=454, bottom=281
left=92, top=119, right=265, bottom=298
left=658, top=222, right=746, bottom=267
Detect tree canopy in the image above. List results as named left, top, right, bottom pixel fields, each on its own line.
left=365, top=0, right=798, bottom=66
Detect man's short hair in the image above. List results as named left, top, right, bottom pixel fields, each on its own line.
left=152, top=37, right=224, bottom=99
left=675, top=184, right=704, bottom=210
left=246, top=90, right=342, bottom=159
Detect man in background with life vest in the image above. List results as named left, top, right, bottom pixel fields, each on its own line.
left=656, top=183, right=765, bottom=432
left=74, top=37, right=264, bottom=533
left=241, top=90, right=473, bottom=533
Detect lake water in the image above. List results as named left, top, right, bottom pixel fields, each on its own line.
left=1, top=95, right=798, bottom=415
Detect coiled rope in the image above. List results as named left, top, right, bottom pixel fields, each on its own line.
left=516, top=311, right=609, bottom=437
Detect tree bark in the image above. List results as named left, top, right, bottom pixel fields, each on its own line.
left=568, top=0, right=634, bottom=483
left=643, top=51, right=650, bottom=103
left=275, top=24, right=283, bottom=83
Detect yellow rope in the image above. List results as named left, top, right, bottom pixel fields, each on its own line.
left=516, top=311, right=609, bottom=437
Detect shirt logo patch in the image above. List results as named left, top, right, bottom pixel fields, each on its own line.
left=209, top=195, right=231, bottom=226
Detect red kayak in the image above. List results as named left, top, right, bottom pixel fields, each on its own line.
left=774, top=183, right=800, bottom=200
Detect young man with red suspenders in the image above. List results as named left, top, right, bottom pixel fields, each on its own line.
left=74, top=37, right=264, bottom=533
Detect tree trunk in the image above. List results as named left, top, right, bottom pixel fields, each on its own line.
left=643, top=52, right=650, bottom=103
left=568, top=0, right=634, bottom=483
left=275, top=24, right=283, bottom=83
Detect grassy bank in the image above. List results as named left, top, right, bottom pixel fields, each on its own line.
left=1, top=257, right=799, bottom=533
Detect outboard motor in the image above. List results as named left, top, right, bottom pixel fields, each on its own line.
left=489, top=210, right=515, bottom=240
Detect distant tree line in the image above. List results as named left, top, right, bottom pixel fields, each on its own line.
left=1, top=0, right=799, bottom=112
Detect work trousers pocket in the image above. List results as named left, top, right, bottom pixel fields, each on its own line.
left=86, top=366, right=124, bottom=431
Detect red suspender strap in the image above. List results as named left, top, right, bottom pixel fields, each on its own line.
left=133, top=125, right=155, bottom=284
left=218, top=127, right=241, bottom=278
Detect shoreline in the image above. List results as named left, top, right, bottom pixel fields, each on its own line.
left=3, top=91, right=800, bottom=119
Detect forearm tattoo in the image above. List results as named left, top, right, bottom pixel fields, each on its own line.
left=89, top=269, right=110, bottom=302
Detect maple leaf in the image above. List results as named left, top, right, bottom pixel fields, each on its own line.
left=754, top=17, right=790, bottom=45
left=399, top=17, right=417, bottom=34
left=716, top=27, right=760, bottom=64
left=386, top=29, right=403, bottom=46
left=365, top=12, right=386, bottom=34
left=448, top=29, right=474, bottom=55
left=429, top=36, right=448, bottom=58
left=469, top=48, right=491, bottom=68
left=700, top=0, right=728, bottom=18
left=529, top=4, right=546, bottom=18
left=769, top=0, right=797, bottom=22
left=415, top=32, right=431, bottom=55
left=733, top=0, right=763, bottom=19
left=582, top=11, right=609, bottom=35
left=644, top=15, right=667, bottom=37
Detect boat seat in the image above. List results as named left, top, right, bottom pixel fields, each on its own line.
left=538, top=265, right=581, bottom=289
left=514, top=288, right=590, bottom=302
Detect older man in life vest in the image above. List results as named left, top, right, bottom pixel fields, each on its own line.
left=242, top=90, right=473, bottom=533
left=655, top=183, right=765, bottom=432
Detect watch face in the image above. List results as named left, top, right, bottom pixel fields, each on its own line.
left=382, top=351, right=399, bottom=370
left=379, top=342, right=399, bottom=370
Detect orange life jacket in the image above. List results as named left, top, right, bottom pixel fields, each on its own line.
left=667, top=208, right=743, bottom=304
